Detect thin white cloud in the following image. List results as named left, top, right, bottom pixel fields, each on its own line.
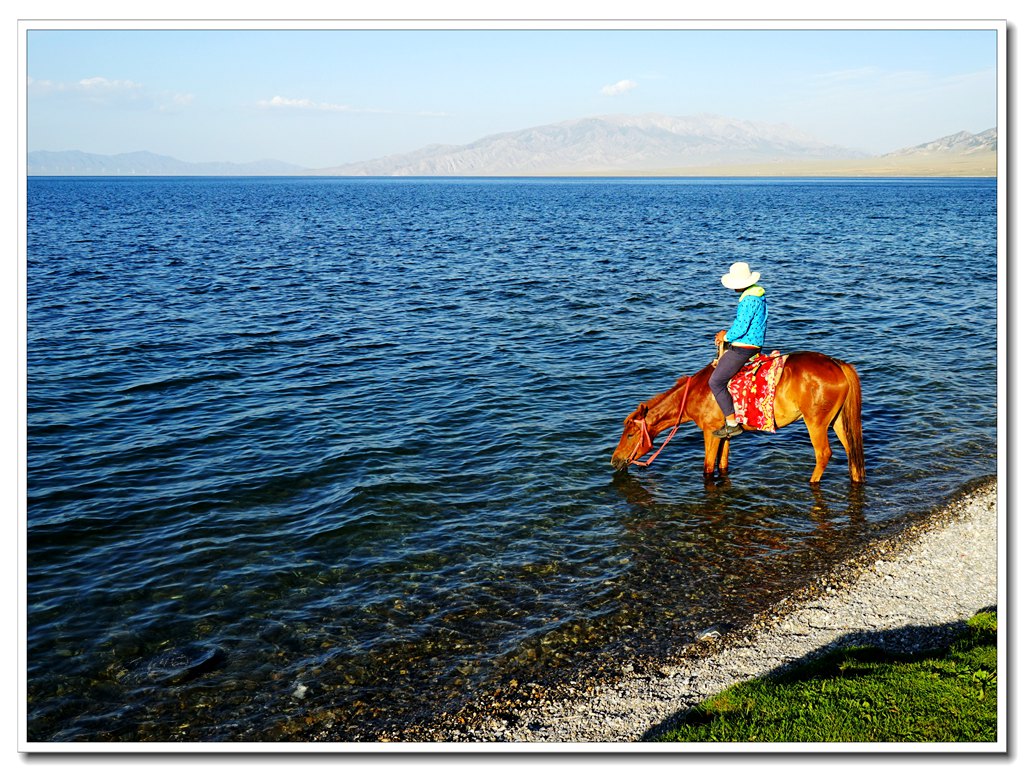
left=257, top=95, right=384, bottom=113
left=28, top=75, right=191, bottom=112
left=803, top=65, right=996, bottom=111
left=601, top=79, right=638, bottom=97
left=808, top=66, right=885, bottom=85
left=78, top=76, right=143, bottom=91
left=27, top=75, right=143, bottom=94
left=257, top=95, right=451, bottom=118
left=159, top=92, right=195, bottom=113
left=27, top=77, right=57, bottom=93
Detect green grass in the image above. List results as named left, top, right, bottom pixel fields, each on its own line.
left=653, top=611, right=997, bottom=743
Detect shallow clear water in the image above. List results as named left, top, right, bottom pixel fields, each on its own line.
left=26, top=176, right=997, bottom=741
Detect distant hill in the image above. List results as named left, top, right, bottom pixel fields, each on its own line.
left=27, top=150, right=306, bottom=176
left=580, top=126, right=996, bottom=178
left=310, top=113, right=869, bottom=176
left=883, top=128, right=997, bottom=158
left=27, top=121, right=998, bottom=178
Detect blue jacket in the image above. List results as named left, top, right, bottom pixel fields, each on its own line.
left=725, top=285, right=767, bottom=348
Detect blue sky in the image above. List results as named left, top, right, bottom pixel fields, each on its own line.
left=25, top=25, right=999, bottom=169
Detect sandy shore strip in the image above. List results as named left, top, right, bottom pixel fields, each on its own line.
left=454, top=479, right=999, bottom=744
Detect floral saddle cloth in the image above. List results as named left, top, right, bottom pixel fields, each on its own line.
left=727, top=352, right=788, bottom=432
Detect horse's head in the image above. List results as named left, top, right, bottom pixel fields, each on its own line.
left=611, top=402, right=653, bottom=471
left=610, top=375, right=695, bottom=472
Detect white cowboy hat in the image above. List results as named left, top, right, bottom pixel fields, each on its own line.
left=721, top=262, right=761, bottom=289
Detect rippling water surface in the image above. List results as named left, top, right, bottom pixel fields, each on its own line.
left=26, top=176, right=997, bottom=741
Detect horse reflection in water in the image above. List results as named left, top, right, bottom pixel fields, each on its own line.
left=611, top=351, right=865, bottom=485
left=605, top=472, right=869, bottom=651
left=610, top=471, right=867, bottom=542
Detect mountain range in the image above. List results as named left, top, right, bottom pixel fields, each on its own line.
left=881, top=127, right=997, bottom=158
left=26, top=150, right=305, bottom=176
left=27, top=114, right=997, bottom=177
left=311, top=114, right=869, bottom=176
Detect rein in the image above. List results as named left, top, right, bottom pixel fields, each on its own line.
left=629, top=376, right=692, bottom=468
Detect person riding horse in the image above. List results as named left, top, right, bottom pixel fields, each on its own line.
left=612, top=261, right=864, bottom=483
left=709, top=262, right=767, bottom=439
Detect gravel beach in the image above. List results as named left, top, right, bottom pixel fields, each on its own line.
left=449, top=478, right=999, bottom=744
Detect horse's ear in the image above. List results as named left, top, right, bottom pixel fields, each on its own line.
left=636, top=403, right=649, bottom=418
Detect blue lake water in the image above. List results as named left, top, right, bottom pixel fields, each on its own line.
left=26, top=176, right=997, bottom=741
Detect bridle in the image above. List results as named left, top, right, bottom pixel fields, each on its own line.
left=628, top=376, right=692, bottom=468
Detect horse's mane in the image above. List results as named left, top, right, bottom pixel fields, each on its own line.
left=653, top=363, right=713, bottom=406
left=679, top=361, right=714, bottom=388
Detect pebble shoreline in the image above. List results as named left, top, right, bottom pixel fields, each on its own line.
left=445, top=478, right=999, bottom=744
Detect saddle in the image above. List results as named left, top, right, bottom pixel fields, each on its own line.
left=727, top=351, right=788, bottom=432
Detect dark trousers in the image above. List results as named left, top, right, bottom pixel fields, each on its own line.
left=708, top=346, right=759, bottom=417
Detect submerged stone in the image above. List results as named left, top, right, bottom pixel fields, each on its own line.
left=127, top=644, right=227, bottom=685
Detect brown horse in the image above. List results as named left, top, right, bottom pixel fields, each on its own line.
left=611, top=352, right=865, bottom=484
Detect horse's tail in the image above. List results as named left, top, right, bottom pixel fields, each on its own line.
left=838, top=361, right=866, bottom=483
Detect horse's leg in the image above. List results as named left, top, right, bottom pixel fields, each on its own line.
left=720, top=436, right=731, bottom=476
left=701, top=430, right=721, bottom=477
left=832, top=405, right=865, bottom=484
left=806, top=415, right=833, bottom=484
left=832, top=412, right=853, bottom=465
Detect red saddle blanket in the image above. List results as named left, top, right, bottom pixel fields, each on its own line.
left=727, top=352, right=788, bottom=432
